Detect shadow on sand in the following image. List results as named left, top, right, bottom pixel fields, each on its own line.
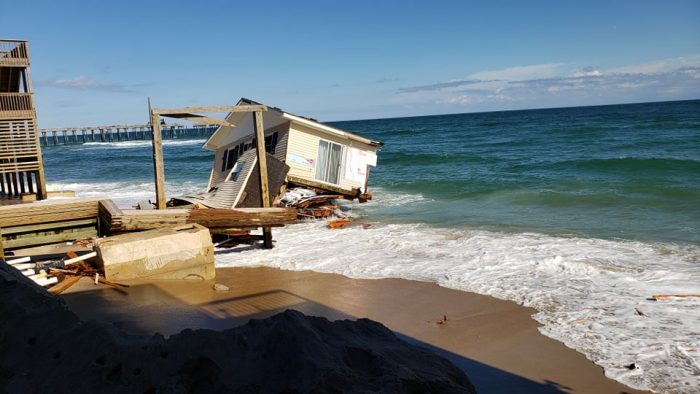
left=62, top=281, right=581, bottom=393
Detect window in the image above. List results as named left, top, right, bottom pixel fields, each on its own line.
left=226, top=161, right=246, bottom=182
left=264, top=132, right=279, bottom=154
left=226, top=146, right=239, bottom=170
left=315, top=140, right=344, bottom=185
left=221, top=150, right=228, bottom=172
left=220, top=132, right=278, bottom=173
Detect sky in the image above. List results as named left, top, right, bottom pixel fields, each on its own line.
left=2, top=0, right=699, bottom=127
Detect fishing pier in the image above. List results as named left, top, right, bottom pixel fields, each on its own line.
left=38, top=124, right=217, bottom=146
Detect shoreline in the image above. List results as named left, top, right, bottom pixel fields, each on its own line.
left=61, top=266, right=648, bottom=393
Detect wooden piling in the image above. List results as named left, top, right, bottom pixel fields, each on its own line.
left=149, top=98, right=167, bottom=210
left=254, top=111, right=273, bottom=248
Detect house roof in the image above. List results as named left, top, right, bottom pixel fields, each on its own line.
left=203, top=98, right=383, bottom=151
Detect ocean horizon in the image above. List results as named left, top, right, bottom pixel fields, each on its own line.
left=42, top=99, right=700, bottom=392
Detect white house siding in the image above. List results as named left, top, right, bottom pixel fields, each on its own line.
left=286, top=122, right=377, bottom=191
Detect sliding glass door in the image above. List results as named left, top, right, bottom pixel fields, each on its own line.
left=316, top=140, right=343, bottom=185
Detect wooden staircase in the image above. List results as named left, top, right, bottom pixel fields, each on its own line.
left=0, top=39, right=46, bottom=200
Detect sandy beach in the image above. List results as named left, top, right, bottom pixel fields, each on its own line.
left=60, top=266, right=647, bottom=393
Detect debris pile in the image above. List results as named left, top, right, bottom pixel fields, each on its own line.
left=2, top=248, right=128, bottom=295
left=282, top=187, right=352, bottom=219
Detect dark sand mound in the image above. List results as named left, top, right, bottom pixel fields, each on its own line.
left=0, top=263, right=475, bottom=393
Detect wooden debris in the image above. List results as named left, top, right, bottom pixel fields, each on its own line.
left=437, top=315, right=449, bottom=326
left=651, top=294, right=700, bottom=300
left=327, top=218, right=352, bottom=229
left=100, top=200, right=296, bottom=234
left=47, top=275, right=81, bottom=295
left=63, top=251, right=97, bottom=266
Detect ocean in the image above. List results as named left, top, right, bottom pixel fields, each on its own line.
left=42, top=100, right=700, bottom=392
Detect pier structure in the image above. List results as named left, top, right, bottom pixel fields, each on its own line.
left=38, top=123, right=217, bottom=146
left=0, top=39, right=46, bottom=200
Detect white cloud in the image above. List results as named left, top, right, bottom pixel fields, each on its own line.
left=607, top=54, right=700, bottom=75
left=37, top=75, right=147, bottom=93
left=572, top=67, right=602, bottom=77
left=468, top=63, right=565, bottom=81
left=396, top=54, right=700, bottom=108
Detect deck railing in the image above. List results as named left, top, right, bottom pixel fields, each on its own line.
left=0, top=93, right=33, bottom=112
left=0, top=40, right=29, bottom=66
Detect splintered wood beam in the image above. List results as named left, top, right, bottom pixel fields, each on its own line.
left=152, top=104, right=267, bottom=116
left=149, top=99, right=167, bottom=209
left=253, top=111, right=273, bottom=248
left=104, top=207, right=297, bottom=231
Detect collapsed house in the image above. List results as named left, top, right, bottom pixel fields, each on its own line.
left=175, top=98, right=382, bottom=209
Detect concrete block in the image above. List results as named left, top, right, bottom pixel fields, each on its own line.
left=95, top=224, right=215, bottom=281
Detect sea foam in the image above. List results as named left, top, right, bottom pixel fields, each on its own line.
left=216, top=221, right=700, bottom=393
left=80, top=139, right=207, bottom=149
left=46, top=181, right=205, bottom=208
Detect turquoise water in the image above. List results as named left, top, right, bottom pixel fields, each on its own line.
left=333, top=99, right=700, bottom=245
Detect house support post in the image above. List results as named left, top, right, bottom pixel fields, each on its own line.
left=253, top=111, right=273, bottom=248
left=149, top=98, right=167, bottom=209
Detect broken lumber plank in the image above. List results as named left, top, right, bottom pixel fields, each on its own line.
left=2, top=228, right=97, bottom=249
left=107, top=208, right=297, bottom=231
left=188, top=208, right=296, bottom=228
left=1, top=218, right=97, bottom=235
left=98, top=199, right=128, bottom=235
left=47, top=275, right=81, bottom=295
left=651, top=294, right=700, bottom=300
left=0, top=198, right=102, bottom=227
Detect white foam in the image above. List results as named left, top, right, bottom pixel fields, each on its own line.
left=46, top=181, right=205, bottom=208
left=216, top=221, right=700, bottom=393
left=80, top=139, right=207, bottom=149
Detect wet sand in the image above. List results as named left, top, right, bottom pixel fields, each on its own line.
left=62, top=267, right=647, bottom=393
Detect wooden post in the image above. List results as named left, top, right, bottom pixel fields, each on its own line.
left=149, top=98, right=167, bottom=209
left=0, top=227, right=4, bottom=259
left=253, top=111, right=273, bottom=248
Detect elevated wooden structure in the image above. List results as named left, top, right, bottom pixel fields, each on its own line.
left=0, top=39, right=46, bottom=200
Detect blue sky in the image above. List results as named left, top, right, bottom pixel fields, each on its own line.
left=2, top=0, right=699, bottom=126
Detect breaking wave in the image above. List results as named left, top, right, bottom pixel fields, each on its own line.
left=80, top=139, right=207, bottom=149
left=46, top=181, right=206, bottom=208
